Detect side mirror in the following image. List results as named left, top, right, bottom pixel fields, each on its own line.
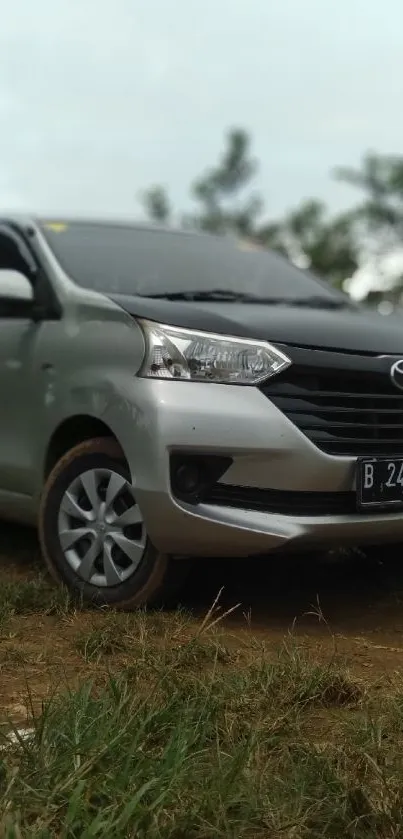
left=0, top=270, right=33, bottom=303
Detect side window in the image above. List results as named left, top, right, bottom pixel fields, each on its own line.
left=0, top=232, right=35, bottom=319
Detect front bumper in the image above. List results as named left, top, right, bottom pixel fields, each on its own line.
left=112, top=379, right=403, bottom=556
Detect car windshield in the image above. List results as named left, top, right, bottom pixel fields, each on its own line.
left=39, top=220, right=347, bottom=304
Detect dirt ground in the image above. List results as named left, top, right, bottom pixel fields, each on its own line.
left=2, top=521, right=403, bottom=723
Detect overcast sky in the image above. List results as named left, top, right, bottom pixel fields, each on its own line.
left=0, top=0, right=401, bottom=226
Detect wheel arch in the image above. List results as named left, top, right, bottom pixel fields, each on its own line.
left=44, top=415, right=127, bottom=479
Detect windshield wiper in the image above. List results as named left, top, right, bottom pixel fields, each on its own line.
left=137, top=289, right=263, bottom=302
left=137, top=290, right=354, bottom=309
left=280, top=296, right=354, bottom=310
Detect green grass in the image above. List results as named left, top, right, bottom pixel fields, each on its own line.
left=0, top=569, right=402, bottom=837
left=0, top=576, right=75, bottom=626
left=2, top=635, right=401, bottom=839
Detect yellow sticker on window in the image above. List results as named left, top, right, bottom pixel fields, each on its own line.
left=237, top=238, right=264, bottom=252
left=44, top=222, right=67, bottom=233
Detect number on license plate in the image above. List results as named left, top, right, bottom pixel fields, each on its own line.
left=358, top=457, right=403, bottom=509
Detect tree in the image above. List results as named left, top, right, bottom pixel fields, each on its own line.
left=141, top=185, right=171, bottom=223
left=335, top=152, right=403, bottom=302
left=140, top=128, right=360, bottom=290
left=255, top=200, right=359, bottom=288
left=335, top=152, right=403, bottom=243
left=186, top=128, right=263, bottom=235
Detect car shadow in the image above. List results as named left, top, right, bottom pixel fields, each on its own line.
left=181, top=548, right=403, bottom=636
left=1, top=522, right=403, bottom=636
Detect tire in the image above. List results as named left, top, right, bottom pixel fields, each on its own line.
left=39, top=437, right=189, bottom=609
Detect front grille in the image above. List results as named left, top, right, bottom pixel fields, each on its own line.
left=204, top=484, right=357, bottom=515
left=260, top=348, right=403, bottom=457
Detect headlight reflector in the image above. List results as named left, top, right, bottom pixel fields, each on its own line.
left=138, top=319, right=291, bottom=385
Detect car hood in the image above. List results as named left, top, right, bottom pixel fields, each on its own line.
left=108, top=293, right=403, bottom=355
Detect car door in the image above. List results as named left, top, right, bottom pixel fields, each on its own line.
left=0, top=260, right=43, bottom=500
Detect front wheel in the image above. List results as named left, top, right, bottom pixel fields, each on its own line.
left=39, top=437, right=189, bottom=608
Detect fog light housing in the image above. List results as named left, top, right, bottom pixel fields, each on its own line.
left=170, top=454, right=232, bottom=504
left=175, top=462, right=202, bottom=495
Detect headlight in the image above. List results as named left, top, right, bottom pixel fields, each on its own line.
left=138, top=319, right=291, bottom=385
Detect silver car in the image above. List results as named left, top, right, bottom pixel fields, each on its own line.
left=1, top=216, right=403, bottom=607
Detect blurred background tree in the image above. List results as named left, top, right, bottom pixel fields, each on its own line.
left=141, top=130, right=403, bottom=306
left=335, top=153, right=403, bottom=305
left=335, top=153, right=403, bottom=243
left=141, top=185, right=171, bottom=223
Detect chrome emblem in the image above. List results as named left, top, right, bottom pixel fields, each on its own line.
left=390, top=359, right=403, bottom=392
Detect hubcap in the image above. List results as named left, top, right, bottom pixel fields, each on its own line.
left=57, top=468, right=146, bottom=587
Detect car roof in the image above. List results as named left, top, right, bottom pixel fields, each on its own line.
left=1, top=216, right=273, bottom=257
left=1, top=213, right=222, bottom=241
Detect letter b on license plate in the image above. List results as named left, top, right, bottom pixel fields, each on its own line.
left=357, top=457, right=403, bottom=509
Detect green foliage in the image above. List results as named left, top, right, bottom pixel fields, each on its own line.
left=256, top=200, right=359, bottom=289
left=186, top=128, right=263, bottom=235
left=335, top=152, right=403, bottom=303
left=141, top=185, right=171, bottom=223
left=0, top=642, right=373, bottom=838
left=335, top=152, right=403, bottom=238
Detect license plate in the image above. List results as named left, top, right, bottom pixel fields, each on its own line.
left=357, top=457, right=403, bottom=509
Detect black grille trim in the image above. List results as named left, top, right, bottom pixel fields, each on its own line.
left=260, top=347, right=403, bottom=457
left=204, top=484, right=358, bottom=516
